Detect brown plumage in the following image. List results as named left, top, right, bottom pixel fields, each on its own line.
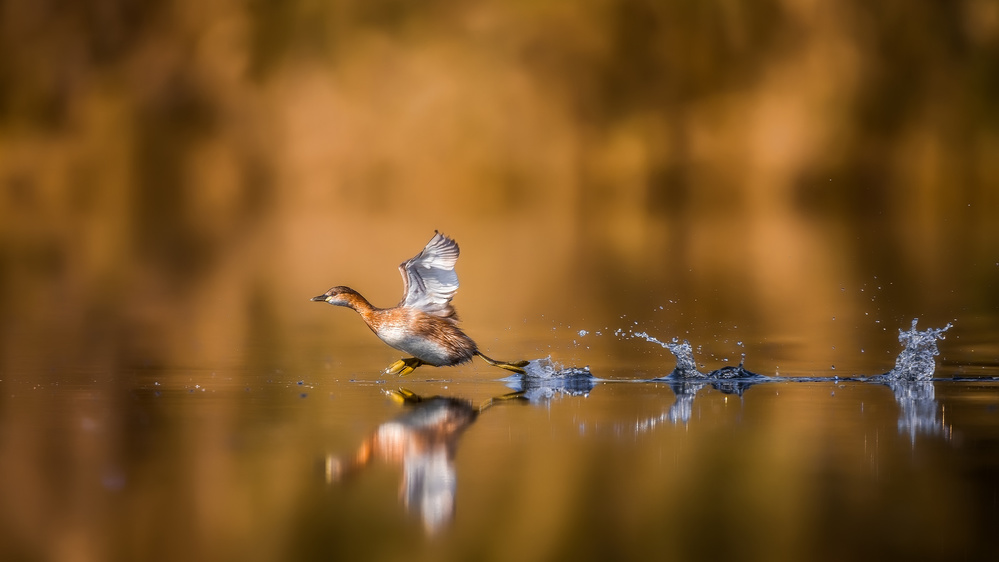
left=312, top=231, right=527, bottom=375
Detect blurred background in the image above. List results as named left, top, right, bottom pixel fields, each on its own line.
left=2, top=0, right=998, bottom=373
left=3, top=1, right=999, bottom=561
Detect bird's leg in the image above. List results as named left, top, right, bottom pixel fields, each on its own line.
left=478, top=390, right=527, bottom=412
left=475, top=352, right=530, bottom=374
left=385, top=357, right=425, bottom=376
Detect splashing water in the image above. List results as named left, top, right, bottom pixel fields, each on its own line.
left=619, top=318, right=951, bottom=382
left=880, top=318, right=952, bottom=382
left=510, top=357, right=595, bottom=403
left=523, top=356, right=592, bottom=379
left=665, top=340, right=705, bottom=379
left=628, top=332, right=705, bottom=378
left=628, top=331, right=764, bottom=380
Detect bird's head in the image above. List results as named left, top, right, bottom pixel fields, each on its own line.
left=311, top=286, right=359, bottom=307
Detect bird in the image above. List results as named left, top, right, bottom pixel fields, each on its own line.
left=311, top=231, right=529, bottom=376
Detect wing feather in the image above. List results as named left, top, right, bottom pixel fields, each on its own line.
left=398, top=231, right=460, bottom=318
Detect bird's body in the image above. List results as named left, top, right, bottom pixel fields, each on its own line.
left=312, top=231, right=526, bottom=375
left=348, top=294, right=476, bottom=366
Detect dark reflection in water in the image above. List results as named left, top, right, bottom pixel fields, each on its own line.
left=324, top=388, right=524, bottom=534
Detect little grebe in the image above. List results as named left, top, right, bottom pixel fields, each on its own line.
left=312, top=231, right=528, bottom=376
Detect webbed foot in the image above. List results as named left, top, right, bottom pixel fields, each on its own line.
left=386, top=357, right=425, bottom=376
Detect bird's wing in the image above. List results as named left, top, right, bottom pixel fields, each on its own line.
left=398, top=231, right=460, bottom=318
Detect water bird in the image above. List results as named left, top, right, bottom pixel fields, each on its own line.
left=312, top=231, right=528, bottom=376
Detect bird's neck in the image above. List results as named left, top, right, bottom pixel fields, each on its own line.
left=341, top=291, right=376, bottom=313
left=340, top=291, right=383, bottom=328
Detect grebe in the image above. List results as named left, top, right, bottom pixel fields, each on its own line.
left=312, top=231, right=528, bottom=376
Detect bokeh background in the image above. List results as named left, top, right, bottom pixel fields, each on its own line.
left=3, top=0, right=998, bottom=375
left=2, top=1, right=999, bottom=560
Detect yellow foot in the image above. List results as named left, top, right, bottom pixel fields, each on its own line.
left=476, top=353, right=530, bottom=374
left=385, top=357, right=425, bottom=376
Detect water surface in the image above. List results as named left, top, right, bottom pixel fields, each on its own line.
left=3, top=319, right=998, bottom=562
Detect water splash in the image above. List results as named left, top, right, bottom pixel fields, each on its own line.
left=628, top=332, right=705, bottom=378
left=523, top=356, right=592, bottom=379
left=878, top=318, right=952, bottom=382
left=664, top=339, right=705, bottom=378
left=508, top=357, right=594, bottom=402
left=627, top=330, right=764, bottom=380
left=541, top=319, right=962, bottom=439
left=864, top=319, right=952, bottom=441
left=705, top=357, right=762, bottom=380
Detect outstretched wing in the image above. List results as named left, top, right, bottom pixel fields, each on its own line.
left=399, top=231, right=460, bottom=318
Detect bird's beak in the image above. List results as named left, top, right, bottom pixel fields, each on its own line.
left=311, top=295, right=328, bottom=302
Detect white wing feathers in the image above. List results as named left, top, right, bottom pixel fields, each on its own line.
left=399, top=231, right=460, bottom=317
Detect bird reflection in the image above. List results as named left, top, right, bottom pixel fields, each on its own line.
left=325, top=388, right=524, bottom=534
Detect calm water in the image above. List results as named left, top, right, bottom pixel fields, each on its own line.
left=3, top=318, right=998, bottom=562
